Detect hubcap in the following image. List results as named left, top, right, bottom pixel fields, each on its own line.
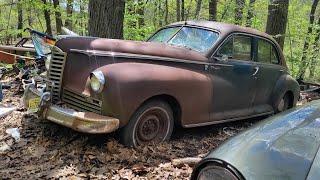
left=135, top=107, right=169, bottom=145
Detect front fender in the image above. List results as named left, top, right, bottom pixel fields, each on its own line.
left=271, top=74, right=300, bottom=109
left=96, top=62, right=212, bottom=127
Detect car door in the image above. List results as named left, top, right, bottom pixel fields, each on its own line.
left=209, top=34, right=257, bottom=121
left=252, top=38, right=286, bottom=113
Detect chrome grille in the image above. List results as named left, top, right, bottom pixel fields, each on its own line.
left=47, top=46, right=66, bottom=102
left=62, top=89, right=102, bottom=114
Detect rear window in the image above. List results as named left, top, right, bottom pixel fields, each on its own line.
left=257, top=39, right=280, bottom=64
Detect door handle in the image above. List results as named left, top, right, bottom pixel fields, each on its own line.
left=252, top=67, right=259, bottom=76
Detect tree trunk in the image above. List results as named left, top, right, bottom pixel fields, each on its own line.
left=17, top=0, right=23, bottom=38
left=176, top=0, right=181, bottom=21
left=42, top=0, right=52, bottom=36
left=209, top=0, right=218, bottom=21
left=265, top=0, right=289, bottom=50
left=235, top=0, right=245, bottom=25
left=137, top=0, right=145, bottom=28
left=53, top=0, right=63, bottom=34
left=297, top=0, right=319, bottom=79
left=194, top=0, right=202, bottom=19
left=181, top=0, right=185, bottom=20
left=246, top=0, right=256, bottom=27
left=88, top=0, right=125, bottom=39
left=165, top=0, right=169, bottom=24
left=65, top=0, right=73, bottom=30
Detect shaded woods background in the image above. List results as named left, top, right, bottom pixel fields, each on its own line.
left=0, top=0, right=319, bottom=81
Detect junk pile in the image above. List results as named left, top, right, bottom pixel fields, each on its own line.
left=0, top=29, right=58, bottom=118
left=0, top=27, right=78, bottom=118
left=299, top=79, right=320, bottom=102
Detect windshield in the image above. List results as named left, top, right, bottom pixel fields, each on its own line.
left=148, top=26, right=219, bottom=53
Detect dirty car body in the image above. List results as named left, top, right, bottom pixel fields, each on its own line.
left=23, top=21, right=300, bottom=147
left=191, top=100, right=320, bottom=180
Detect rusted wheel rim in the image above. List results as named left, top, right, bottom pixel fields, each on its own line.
left=135, top=107, right=169, bottom=145
left=278, top=95, right=289, bottom=112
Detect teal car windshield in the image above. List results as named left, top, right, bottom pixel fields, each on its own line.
left=148, top=26, right=219, bottom=53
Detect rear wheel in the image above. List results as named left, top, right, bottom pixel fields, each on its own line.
left=276, top=93, right=291, bottom=113
left=120, top=100, right=174, bottom=147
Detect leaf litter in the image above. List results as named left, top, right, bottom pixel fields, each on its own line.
left=0, top=84, right=260, bottom=179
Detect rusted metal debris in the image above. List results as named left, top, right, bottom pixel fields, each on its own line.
left=299, top=80, right=320, bottom=102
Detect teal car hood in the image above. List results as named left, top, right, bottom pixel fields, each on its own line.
left=207, top=100, right=320, bottom=180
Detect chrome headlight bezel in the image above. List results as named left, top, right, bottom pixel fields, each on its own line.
left=90, top=70, right=105, bottom=93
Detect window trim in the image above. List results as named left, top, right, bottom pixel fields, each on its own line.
left=211, top=32, right=283, bottom=66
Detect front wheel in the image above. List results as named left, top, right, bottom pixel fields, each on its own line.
left=120, top=100, right=174, bottom=147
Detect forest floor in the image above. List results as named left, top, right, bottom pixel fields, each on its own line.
left=0, top=81, right=269, bottom=179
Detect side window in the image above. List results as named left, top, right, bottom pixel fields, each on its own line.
left=233, top=36, right=251, bottom=60
left=258, top=40, right=271, bottom=63
left=257, top=39, right=280, bottom=64
left=271, top=47, right=280, bottom=64
left=218, top=35, right=252, bottom=61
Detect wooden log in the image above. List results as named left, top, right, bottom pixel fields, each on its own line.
left=172, top=157, right=202, bottom=168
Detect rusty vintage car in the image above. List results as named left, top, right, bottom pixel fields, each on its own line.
left=23, top=21, right=300, bottom=147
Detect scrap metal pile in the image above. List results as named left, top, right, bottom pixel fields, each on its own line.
left=299, top=80, right=320, bottom=102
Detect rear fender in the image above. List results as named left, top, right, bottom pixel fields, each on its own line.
left=271, top=74, right=300, bottom=109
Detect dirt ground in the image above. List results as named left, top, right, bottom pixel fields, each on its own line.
left=0, top=82, right=263, bottom=179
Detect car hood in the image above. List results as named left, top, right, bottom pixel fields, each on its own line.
left=207, top=100, right=320, bottom=180
left=55, top=36, right=208, bottom=62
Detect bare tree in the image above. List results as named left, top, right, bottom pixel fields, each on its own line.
left=88, top=0, right=125, bottom=39
left=195, top=0, right=202, bottom=19
left=176, top=0, right=181, bottom=21
left=246, top=0, right=256, bottom=27
left=65, top=0, right=73, bottom=30
left=235, top=0, right=245, bottom=25
left=41, top=0, right=52, bottom=35
left=265, top=0, right=289, bottom=50
left=297, top=0, right=319, bottom=78
left=137, top=0, right=145, bottom=28
left=165, top=0, right=169, bottom=24
left=17, top=0, right=23, bottom=38
left=53, top=0, right=63, bottom=34
left=181, top=0, right=185, bottom=20
left=209, top=0, right=218, bottom=21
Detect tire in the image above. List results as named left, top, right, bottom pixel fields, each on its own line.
left=120, top=100, right=174, bottom=147
left=275, top=93, right=291, bottom=113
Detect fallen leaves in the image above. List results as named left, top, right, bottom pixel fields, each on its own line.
left=0, top=88, right=256, bottom=179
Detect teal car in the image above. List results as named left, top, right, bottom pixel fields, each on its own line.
left=191, top=100, right=320, bottom=180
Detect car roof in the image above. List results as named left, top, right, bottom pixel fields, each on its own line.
left=167, top=20, right=274, bottom=40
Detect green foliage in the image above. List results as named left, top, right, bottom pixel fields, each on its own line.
left=0, top=0, right=319, bottom=81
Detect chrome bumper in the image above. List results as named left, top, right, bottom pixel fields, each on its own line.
left=23, top=85, right=119, bottom=134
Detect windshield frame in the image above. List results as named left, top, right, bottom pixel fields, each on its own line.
left=147, top=25, right=220, bottom=54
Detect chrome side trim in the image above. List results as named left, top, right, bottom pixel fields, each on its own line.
left=184, top=111, right=274, bottom=128
left=71, top=49, right=211, bottom=65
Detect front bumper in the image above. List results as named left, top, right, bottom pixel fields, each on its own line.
left=23, top=85, right=120, bottom=134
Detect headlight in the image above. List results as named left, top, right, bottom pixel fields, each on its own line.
left=45, top=54, right=51, bottom=70
left=90, top=71, right=105, bottom=93
left=196, top=164, right=239, bottom=180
